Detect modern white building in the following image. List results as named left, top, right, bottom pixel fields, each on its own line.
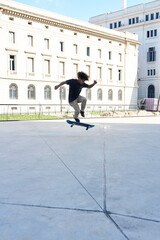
left=0, top=0, right=140, bottom=114
left=89, top=0, right=160, bottom=100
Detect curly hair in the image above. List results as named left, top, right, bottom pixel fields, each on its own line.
left=77, top=71, right=89, bottom=81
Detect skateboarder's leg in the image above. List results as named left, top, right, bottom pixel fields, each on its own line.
left=77, top=95, right=87, bottom=111
left=69, top=99, right=80, bottom=119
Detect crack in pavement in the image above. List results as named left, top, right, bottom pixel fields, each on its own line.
left=32, top=124, right=130, bottom=240
left=27, top=123, right=159, bottom=240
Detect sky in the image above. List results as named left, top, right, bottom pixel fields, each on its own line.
left=14, top=0, right=155, bottom=22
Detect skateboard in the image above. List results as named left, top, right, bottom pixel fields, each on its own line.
left=66, top=120, right=95, bottom=130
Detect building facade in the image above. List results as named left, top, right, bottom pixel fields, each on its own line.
left=89, top=0, right=160, bottom=100
left=0, top=0, right=140, bottom=114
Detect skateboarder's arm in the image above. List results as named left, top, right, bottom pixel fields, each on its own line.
left=88, top=80, right=97, bottom=89
left=54, top=81, right=67, bottom=90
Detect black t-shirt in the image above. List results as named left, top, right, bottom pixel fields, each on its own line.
left=66, top=79, right=88, bottom=103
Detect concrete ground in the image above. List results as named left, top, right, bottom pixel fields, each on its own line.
left=0, top=117, right=160, bottom=240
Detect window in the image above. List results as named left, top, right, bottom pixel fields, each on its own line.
left=118, top=21, right=121, bottom=27
left=73, top=63, right=78, bottom=78
left=118, top=53, right=122, bottom=62
left=44, top=86, right=51, bottom=100
left=148, top=69, right=156, bottom=76
left=44, top=60, right=50, bottom=75
left=9, top=84, right=18, bottom=99
left=9, top=31, right=15, bottom=44
left=28, top=85, right=35, bottom=99
left=28, top=57, right=34, bottom=73
left=97, top=67, right=102, bottom=81
left=28, top=35, right=33, bottom=47
left=110, top=23, right=113, bottom=29
left=118, top=90, right=122, bottom=101
left=87, top=47, right=90, bottom=56
left=9, top=17, right=14, bottom=21
left=114, top=22, right=117, bottom=28
left=60, top=42, right=64, bottom=52
left=136, top=17, right=139, bottom=23
left=86, top=89, right=91, bottom=100
left=147, top=29, right=157, bottom=38
left=73, top=44, right=78, bottom=54
left=44, top=38, right=49, bottom=49
left=118, top=69, right=122, bottom=81
left=154, top=29, right=157, bottom=36
left=132, top=18, right=135, bottom=24
left=9, top=55, right=16, bottom=71
left=59, top=87, right=66, bottom=100
left=129, top=19, right=131, bottom=25
left=156, top=12, right=159, bottom=19
left=151, top=13, right=154, bottom=20
left=108, top=68, right=112, bottom=81
left=86, top=65, right=90, bottom=78
left=59, top=61, right=65, bottom=76
left=108, top=89, right=113, bottom=101
left=148, top=85, right=155, bottom=98
left=147, top=47, right=156, bottom=62
left=98, top=49, right=101, bottom=58
left=108, top=51, right=112, bottom=60
left=145, top=15, right=149, bottom=21
left=97, top=89, right=102, bottom=101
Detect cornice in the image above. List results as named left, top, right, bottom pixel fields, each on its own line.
left=1, top=7, right=141, bottom=45
left=71, top=57, right=80, bottom=61
left=41, top=53, right=52, bottom=57
left=5, top=47, right=18, bottom=52
left=24, top=50, right=36, bottom=55
left=57, top=55, right=67, bottom=59
left=96, top=61, right=103, bottom=65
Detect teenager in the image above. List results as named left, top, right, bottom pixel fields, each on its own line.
left=55, top=71, right=97, bottom=122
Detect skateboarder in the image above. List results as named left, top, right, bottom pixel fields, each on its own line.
left=54, top=71, right=97, bottom=122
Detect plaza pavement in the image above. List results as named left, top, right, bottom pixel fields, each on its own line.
left=0, top=116, right=160, bottom=240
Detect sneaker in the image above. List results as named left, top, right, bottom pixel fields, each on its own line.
left=80, top=111, right=85, bottom=117
left=74, top=118, right=80, bottom=122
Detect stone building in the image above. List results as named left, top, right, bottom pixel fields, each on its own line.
left=0, top=0, right=140, bottom=114
left=89, top=0, right=160, bottom=100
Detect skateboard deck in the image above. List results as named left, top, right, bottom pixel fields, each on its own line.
left=66, top=120, right=95, bottom=130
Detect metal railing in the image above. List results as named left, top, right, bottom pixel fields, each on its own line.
left=0, top=103, right=158, bottom=120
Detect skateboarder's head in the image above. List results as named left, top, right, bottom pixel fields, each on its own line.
left=77, top=71, right=89, bottom=84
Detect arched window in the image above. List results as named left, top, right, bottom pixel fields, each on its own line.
left=148, top=85, right=155, bottom=98
left=44, top=85, right=51, bottom=100
left=59, top=86, right=66, bottom=100
left=9, top=84, right=18, bottom=99
left=28, top=85, right=35, bottom=99
left=97, top=88, right=102, bottom=101
left=86, top=88, right=91, bottom=100
left=108, top=89, right=113, bottom=101
left=118, top=90, right=122, bottom=101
